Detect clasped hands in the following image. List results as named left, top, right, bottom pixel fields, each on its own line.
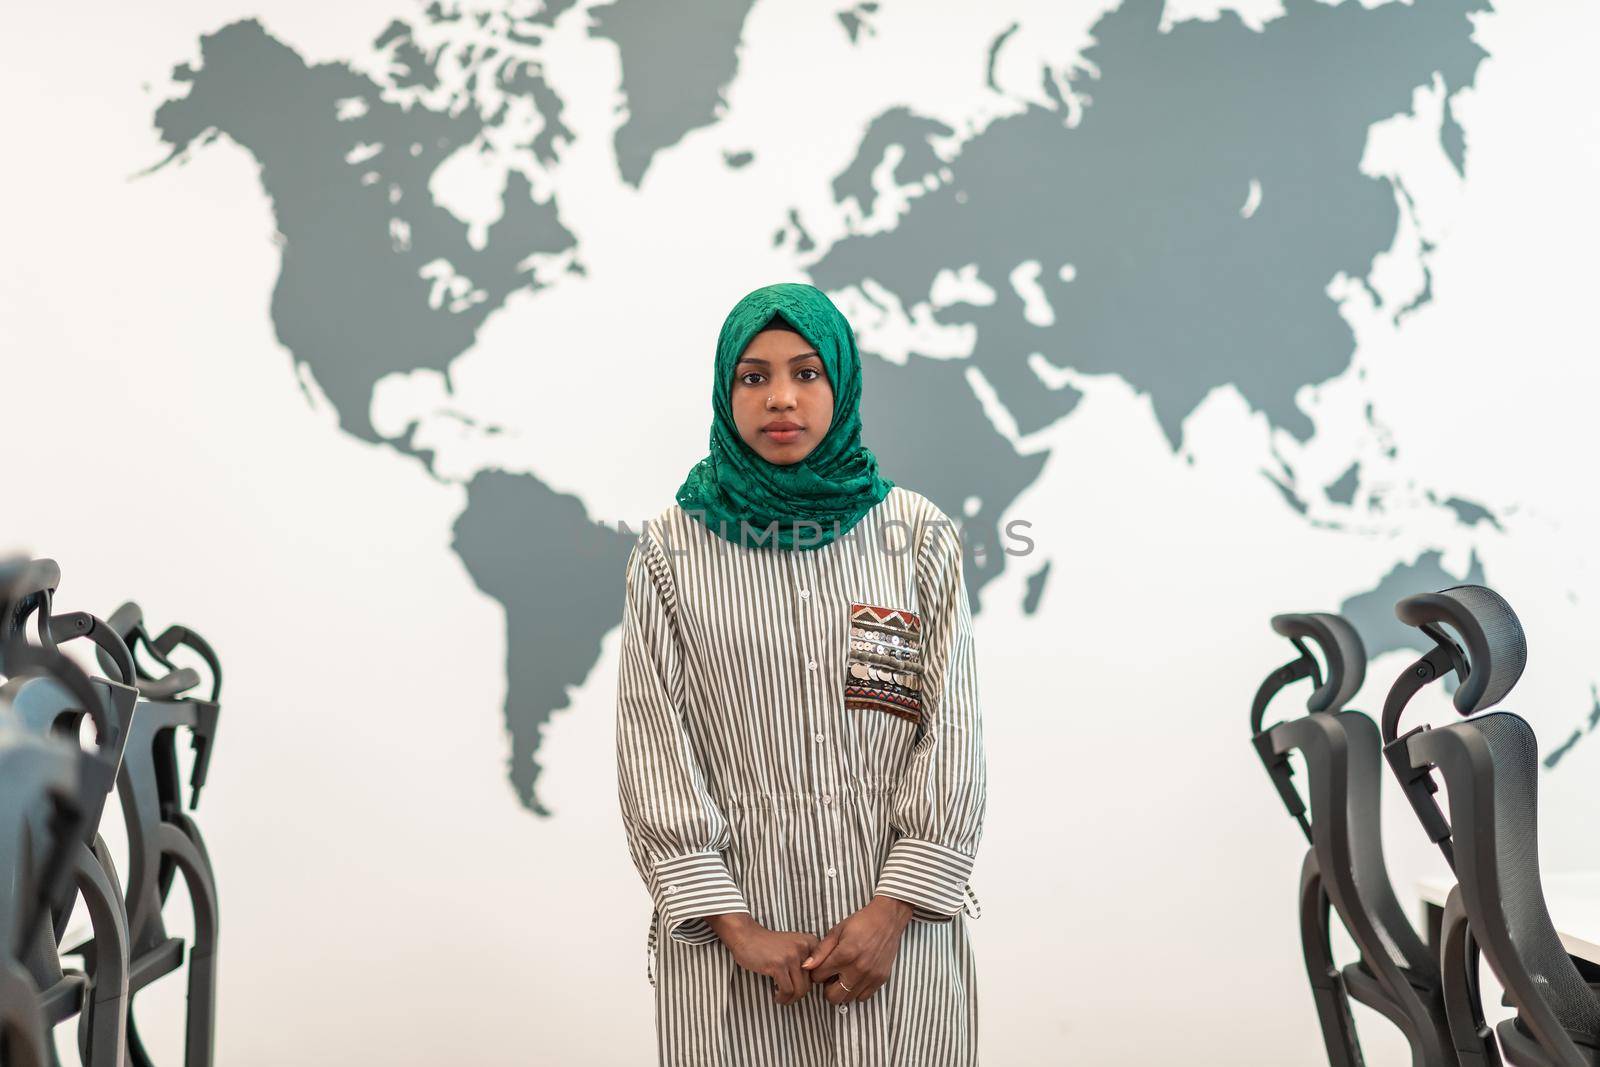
left=706, top=895, right=914, bottom=1005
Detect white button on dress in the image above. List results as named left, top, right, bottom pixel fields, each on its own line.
left=615, top=487, right=986, bottom=1067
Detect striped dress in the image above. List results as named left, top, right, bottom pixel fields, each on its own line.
left=615, top=486, right=986, bottom=1067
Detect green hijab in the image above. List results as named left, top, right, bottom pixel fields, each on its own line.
left=675, top=282, right=893, bottom=551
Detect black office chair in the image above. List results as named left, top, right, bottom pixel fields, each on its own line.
left=1382, top=585, right=1600, bottom=1066
left=0, top=715, right=82, bottom=1067
left=1252, top=611, right=1458, bottom=1066
left=95, top=602, right=221, bottom=1067
left=0, top=559, right=137, bottom=1066
left=0, top=556, right=112, bottom=1067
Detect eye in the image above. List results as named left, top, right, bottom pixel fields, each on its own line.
left=739, top=371, right=766, bottom=386
left=797, top=367, right=821, bottom=381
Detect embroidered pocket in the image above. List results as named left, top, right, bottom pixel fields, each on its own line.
left=845, top=601, right=925, bottom=723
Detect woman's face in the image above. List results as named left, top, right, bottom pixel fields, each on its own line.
left=731, top=328, right=834, bottom=465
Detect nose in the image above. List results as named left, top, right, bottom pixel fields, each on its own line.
left=766, top=385, right=797, bottom=411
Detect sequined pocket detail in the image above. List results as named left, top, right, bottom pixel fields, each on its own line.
left=845, top=601, right=924, bottom=723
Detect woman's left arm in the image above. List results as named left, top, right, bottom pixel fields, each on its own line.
left=873, top=514, right=988, bottom=922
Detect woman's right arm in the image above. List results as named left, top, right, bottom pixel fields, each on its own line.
left=616, top=534, right=750, bottom=944
left=615, top=533, right=818, bottom=1002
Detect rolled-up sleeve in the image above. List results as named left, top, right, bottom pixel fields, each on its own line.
left=874, top=516, right=988, bottom=923
left=615, top=532, right=750, bottom=943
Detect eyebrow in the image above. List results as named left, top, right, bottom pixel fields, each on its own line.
left=735, top=351, right=821, bottom=368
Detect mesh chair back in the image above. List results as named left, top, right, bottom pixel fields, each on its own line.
left=1448, top=712, right=1600, bottom=1049
left=1338, top=710, right=1433, bottom=973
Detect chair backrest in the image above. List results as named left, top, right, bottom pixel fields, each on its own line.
left=1410, top=712, right=1600, bottom=1057
left=1252, top=611, right=1369, bottom=831
left=1386, top=583, right=1600, bottom=1061
left=1251, top=611, right=1368, bottom=833
left=0, top=717, right=80, bottom=961
left=1334, top=710, right=1436, bottom=974
left=95, top=602, right=221, bottom=951
left=0, top=717, right=80, bottom=1067
left=1252, top=613, right=1437, bottom=988
left=0, top=558, right=222, bottom=1064
left=1381, top=583, right=1529, bottom=859
left=0, top=559, right=104, bottom=942
left=0, top=561, right=139, bottom=937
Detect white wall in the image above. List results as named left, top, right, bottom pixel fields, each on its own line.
left=2, top=1, right=1597, bottom=1063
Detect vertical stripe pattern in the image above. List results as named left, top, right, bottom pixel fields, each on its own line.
left=615, top=486, right=986, bottom=1066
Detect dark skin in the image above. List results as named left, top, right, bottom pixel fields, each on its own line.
left=729, top=328, right=834, bottom=464
left=706, top=897, right=914, bottom=1006
left=705, top=327, right=918, bottom=1005
left=802, top=896, right=915, bottom=1004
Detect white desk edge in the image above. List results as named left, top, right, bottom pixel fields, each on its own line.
left=1417, top=873, right=1600, bottom=967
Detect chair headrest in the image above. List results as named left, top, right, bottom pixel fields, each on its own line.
left=1271, top=612, right=1367, bottom=714
left=137, top=667, right=202, bottom=702
left=1394, top=585, right=1526, bottom=715
left=0, top=557, right=61, bottom=648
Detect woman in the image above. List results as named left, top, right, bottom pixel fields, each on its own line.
left=615, top=281, right=986, bottom=1066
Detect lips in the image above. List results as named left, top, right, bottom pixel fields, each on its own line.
left=763, top=421, right=803, bottom=443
